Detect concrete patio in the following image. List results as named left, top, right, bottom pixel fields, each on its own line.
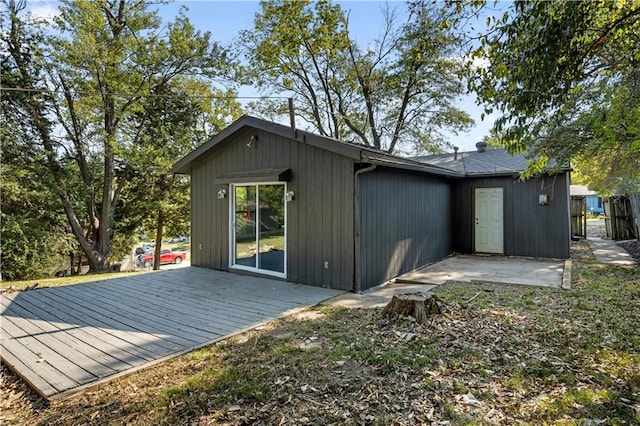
left=325, top=254, right=569, bottom=309
left=394, top=255, right=567, bottom=287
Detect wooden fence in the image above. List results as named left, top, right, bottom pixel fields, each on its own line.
left=630, top=193, right=640, bottom=239
left=570, top=196, right=587, bottom=238
left=603, top=196, right=638, bottom=240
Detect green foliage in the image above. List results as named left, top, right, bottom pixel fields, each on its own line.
left=0, top=146, right=72, bottom=280
left=1, top=0, right=238, bottom=275
left=481, top=129, right=505, bottom=148
left=473, top=0, right=640, bottom=185
left=121, top=80, right=242, bottom=268
left=0, top=193, right=68, bottom=281
left=573, top=155, right=640, bottom=196
left=241, top=0, right=472, bottom=153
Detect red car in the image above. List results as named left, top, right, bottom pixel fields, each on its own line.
left=140, top=249, right=186, bottom=267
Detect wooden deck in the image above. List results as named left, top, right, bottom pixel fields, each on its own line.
left=0, top=267, right=343, bottom=400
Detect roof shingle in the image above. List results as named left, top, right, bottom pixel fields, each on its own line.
left=412, top=148, right=568, bottom=176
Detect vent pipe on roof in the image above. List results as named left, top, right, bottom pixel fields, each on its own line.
left=453, top=146, right=459, bottom=160
left=476, top=141, right=487, bottom=153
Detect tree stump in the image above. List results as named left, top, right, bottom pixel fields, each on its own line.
left=382, top=292, right=444, bottom=325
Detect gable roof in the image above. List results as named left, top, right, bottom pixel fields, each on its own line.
left=412, top=148, right=570, bottom=177
left=171, top=115, right=464, bottom=178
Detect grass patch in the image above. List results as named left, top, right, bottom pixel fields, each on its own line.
left=0, top=269, right=151, bottom=292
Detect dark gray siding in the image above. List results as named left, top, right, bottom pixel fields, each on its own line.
left=358, top=167, right=453, bottom=290
left=190, top=127, right=355, bottom=291
left=191, top=157, right=228, bottom=270
left=453, top=173, right=570, bottom=258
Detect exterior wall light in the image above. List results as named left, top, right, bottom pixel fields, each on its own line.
left=285, top=190, right=295, bottom=202
left=217, top=188, right=227, bottom=199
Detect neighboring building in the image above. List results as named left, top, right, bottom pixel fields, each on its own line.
left=570, top=184, right=604, bottom=216
left=173, top=116, right=571, bottom=292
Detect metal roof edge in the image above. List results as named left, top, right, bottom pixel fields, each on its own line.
left=296, top=131, right=362, bottom=160
left=174, top=116, right=571, bottom=179
left=463, top=168, right=571, bottom=178
left=172, top=115, right=365, bottom=174
left=411, top=149, right=572, bottom=178
left=362, top=153, right=465, bottom=178
left=464, top=172, right=522, bottom=178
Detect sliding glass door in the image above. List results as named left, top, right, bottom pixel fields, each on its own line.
left=232, top=183, right=285, bottom=277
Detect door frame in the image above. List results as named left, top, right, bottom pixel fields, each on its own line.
left=473, top=186, right=505, bottom=254
left=229, top=182, right=287, bottom=279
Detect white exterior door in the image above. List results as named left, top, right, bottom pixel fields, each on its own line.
left=475, top=187, right=504, bottom=254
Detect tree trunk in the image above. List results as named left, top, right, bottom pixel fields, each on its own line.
left=153, top=210, right=164, bottom=270
left=69, top=252, right=75, bottom=275
left=382, top=292, right=445, bottom=325
left=75, top=252, right=83, bottom=275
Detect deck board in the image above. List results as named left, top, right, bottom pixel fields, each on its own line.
left=45, top=285, right=202, bottom=347
left=1, top=267, right=342, bottom=400
left=20, top=288, right=175, bottom=358
left=1, top=316, right=93, bottom=385
left=53, top=284, right=218, bottom=343
left=83, top=283, right=258, bottom=333
left=91, top=276, right=290, bottom=323
left=98, top=271, right=303, bottom=310
left=0, top=341, right=64, bottom=396
left=14, top=290, right=155, bottom=363
left=75, top=276, right=268, bottom=325
left=1, top=296, right=143, bottom=371
left=26, top=287, right=187, bottom=354
left=1, top=301, right=123, bottom=379
left=61, top=273, right=276, bottom=321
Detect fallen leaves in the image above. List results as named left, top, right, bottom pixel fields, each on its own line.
left=1, top=240, right=639, bottom=425
left=459, top=392, right=483, bottom=407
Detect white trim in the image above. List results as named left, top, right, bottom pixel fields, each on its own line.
left=229, top=182, right=287, bottom=279
left=230, top=264, right=286, bottom=279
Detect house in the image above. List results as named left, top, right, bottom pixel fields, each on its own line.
left=570, top=184, right=604, bottom=216
left=172, top=116, right=571, bottom=292
left=413, top=144, right=571, bottom=261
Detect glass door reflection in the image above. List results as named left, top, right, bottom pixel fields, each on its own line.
left=257, top=185, right=285, bottom=273
left=232, top=183, right=285, bottom=277
left=234, top=185, right=257, bottom=268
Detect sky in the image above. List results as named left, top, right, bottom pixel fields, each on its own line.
left=25, top=0, right=497, bottom=152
